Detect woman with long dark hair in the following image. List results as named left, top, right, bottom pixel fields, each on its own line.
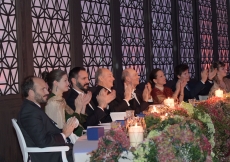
left=149, top=68, right=185, bottom=104
left=208, top=61, right=230, bottom=96
left=42, top=69, right=90, bottom=137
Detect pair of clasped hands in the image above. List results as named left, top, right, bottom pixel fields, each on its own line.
left=124, top=82, right=152, bottom=102
left=175, top=68, right=218, bottom=95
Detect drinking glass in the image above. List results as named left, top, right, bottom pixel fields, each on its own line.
left=126, top=110, right=134, bottom=118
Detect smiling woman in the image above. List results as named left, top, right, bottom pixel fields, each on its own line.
left=43, top=69, right=87, bottom=137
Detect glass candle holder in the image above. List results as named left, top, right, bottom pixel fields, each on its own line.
left=128, top=123, right=144, bottom=147
left=126, top=110, right=135, bottom=119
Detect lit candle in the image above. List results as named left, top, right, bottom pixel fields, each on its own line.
left=129, top=123, right=144, bottom=147
left=164, top=97, right=175, bottom=108
left=215, top=89, right=223, bottom=98
left=161, top=113, right=168, bottom=120
left=151, top=105, right=158, bottom=113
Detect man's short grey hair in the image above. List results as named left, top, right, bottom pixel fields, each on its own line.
left=121, top=69, right=130, bottom=82
left=95, top=68, right=104, bottom=84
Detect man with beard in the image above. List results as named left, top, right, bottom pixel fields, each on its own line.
left=66, top=67, right=112, bottom=125
left=17, top=76, right=76, bottom=162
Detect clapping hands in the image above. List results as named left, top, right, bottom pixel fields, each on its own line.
left=96, top=88, right=116, bottom=109
left=74, top=91, right=92, bottom=114
left=208, top=68, right=217, bottom=81
left=62, top=116, right=77, bottom=137
left=124, top=83, right=133, bottom=101
left=142, top=83, right=152, bottom=102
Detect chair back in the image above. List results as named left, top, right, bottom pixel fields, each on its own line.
left=12, top=118, right=29, bottom=162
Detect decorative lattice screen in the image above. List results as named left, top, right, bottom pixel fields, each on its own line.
left=0, top=0, right=18, bottom=95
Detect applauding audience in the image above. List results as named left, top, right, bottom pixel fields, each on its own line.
left=172, top=64, right=216, bottom=101
left=209, top=61, right=230, bottom=96
left=65, top=67, right=111, bottom=126
left=18, top=76, right=74, bottom=162
left=149, top=68, right=183, bottom=104
left=121, top=68, right=150, bottom=114
left=92, top=68, right=131, bottom=113
left=43, top=69, right=86, bottom=136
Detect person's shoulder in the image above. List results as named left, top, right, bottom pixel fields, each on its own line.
left=65, top=88, right=78, bottom=99
left=92, top=85, right=104, bottom=94
left=151, top=87, right=160, bottom=93
left=20, top=99, right=42, bottom=115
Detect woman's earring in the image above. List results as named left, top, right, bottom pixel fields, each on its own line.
left=56, top=86, right=58, bottom=92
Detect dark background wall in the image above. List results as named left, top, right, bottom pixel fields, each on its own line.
left=0, top=0, right=230, bottom=161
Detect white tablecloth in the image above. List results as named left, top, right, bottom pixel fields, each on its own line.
left=73, top=135, right=134, bottom=162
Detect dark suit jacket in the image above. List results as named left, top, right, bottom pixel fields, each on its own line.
left=92, top=85, right=131, bottom=113
left=65, top=88, right=110, bottom=125
left=130, top=89, right=150, bottom=114
left=120, top=89, right=149, bottom=114
left=172, top=80, right=213, bottom=101
left=17, top=99, right=73, bottom=162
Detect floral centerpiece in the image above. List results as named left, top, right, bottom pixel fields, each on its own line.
left=133, top=115, right=213, bottom=161
left=194, top=97, right=230, bottom=161
left=89, top=127, right=130, bottom=162
left=89, top=96, right=230, bottom=161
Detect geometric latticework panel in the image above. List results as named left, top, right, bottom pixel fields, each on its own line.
left=198, top=0, right=213, bottom=69
left=31, top=0, right=71, bottom=77
left=216, top=0, right=229, bottom=72
left=151, top=0, right=174, bottom=80
left=120, top=0, right=146, bottom=83
left=178, top=0, right=196, bottom=78
left=0, top=0, right=18, bottom=95
left=81, top=0, right=112, bottom=86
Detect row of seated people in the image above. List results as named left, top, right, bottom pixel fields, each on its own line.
left=17, top=61, right=230, bottom=162
left=43, top=61, right=230, bottom=138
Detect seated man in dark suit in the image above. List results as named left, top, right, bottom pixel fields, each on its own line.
left=92, top=68, right=132, bottom=116
left=121, top=68, right=150, bottom=114
left=66, top=67, right=111, bottom=125
left=172, top=64, right=217, bottom=101
left=17, top=76, right=76, bottom=162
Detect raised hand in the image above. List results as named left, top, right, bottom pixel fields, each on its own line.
left=175, top=79, right=181, bottom=92
left=201, top=69, right=208, bottom=83
left=142, top=83, right=151, bottom=102
left=83, top=91, right=92, bottom=106
left=208, top=68, right=217, bottom=81
left=180, top=79, right=187, bottom=89
left=62, top=116, right=76, bottom=137
left=96, top=88, right=109, bottom=109
left=74, top=94, right=84, bottom=114
left=124, top=83, right=132, bottom=101
left=107, top=90, right=116, bottom=103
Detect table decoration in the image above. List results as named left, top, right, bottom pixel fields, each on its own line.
left=215, top=89, right=224, bottom=98
left=163, top=97, right=175, bottom=108
left=126, top=110, right=134, bottom=118
left=194, top=97, right=230, bottom=161
left=88, top=96, right=230, bottom=161
left=89, top=127, right=130, bottom=162
left=125, top=117, right=146, bottom=133
left=128, top=123, right=144, bottom=147
left=133, top=116, right=212, bottom=162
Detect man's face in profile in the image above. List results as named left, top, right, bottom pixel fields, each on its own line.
left=75, top=70, right=90, bottom=92
left=33, top=78, right=49, bottom=103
